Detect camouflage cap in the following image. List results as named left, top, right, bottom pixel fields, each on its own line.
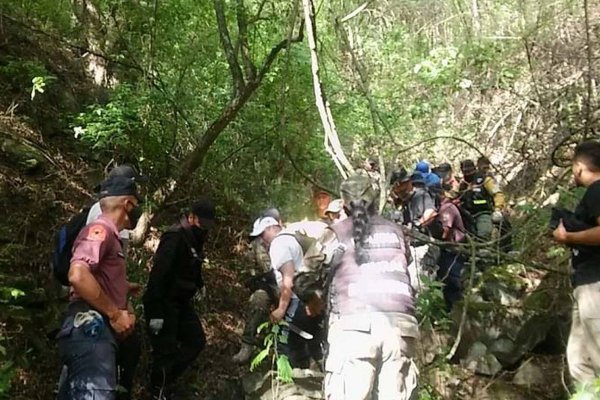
left=340, top=174, right=379, bottom=206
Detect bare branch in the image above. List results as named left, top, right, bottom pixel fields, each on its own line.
left=283, top=145, right=337, bottom=194
left=213, top=0, right=245, bottom=95
left=236, top=0, right=257, bottom=81
left=256, top=22, right=304, bottom=80
left=249, top=0, right=269, bottom=24
left=303, top=0, right=354, bottom=178
left=340, top=0, right=371, bottom=23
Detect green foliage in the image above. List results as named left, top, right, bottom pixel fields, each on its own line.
left=0, top=289, right=25, bottom=304
left=416, top=275, right=452, bottom=330
left=571, top=378, right=600, bottom=400
left=30, top=75, right=56, bottom=100
left=419, top=383, right=442, bottom=400
left=0, top=58, right=49, bottom=94
left=0, top=325, right=14, bottom=397
left=250, top=321, right=294, bottom=384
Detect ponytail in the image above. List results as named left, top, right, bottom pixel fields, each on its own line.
left=349, top=199, right=372, bottom=264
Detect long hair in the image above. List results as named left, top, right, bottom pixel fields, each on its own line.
left=348, top=199, right=374, bottom=264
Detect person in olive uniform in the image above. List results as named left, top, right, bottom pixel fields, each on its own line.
left=143, top=199, right=216, bottom=399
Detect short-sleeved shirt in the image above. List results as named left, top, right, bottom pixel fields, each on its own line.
left=404, top=187, right=435, bottom=224
left=70, top=215, right=129, bottom=310
left=87, top=202, right=130, bottom=251
left=269, top=233, right=303, bottom=314
left=439, top=201, right=465, bottom=243
left=572, top=180, right=600, bottom=286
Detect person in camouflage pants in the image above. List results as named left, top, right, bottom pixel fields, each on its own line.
left=232, top=209, right=281, bottom=364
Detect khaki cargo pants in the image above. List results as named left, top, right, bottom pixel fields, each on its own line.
left=567, top=281, right=600, bottom=383
left=324, top=313, right=419, bottom=400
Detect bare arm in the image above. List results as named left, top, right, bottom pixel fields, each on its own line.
left=563, top=216, right=600, bottom=246
left=275, top=262, right=295, bottom=314
left=69, top=262, right=134, bottom=336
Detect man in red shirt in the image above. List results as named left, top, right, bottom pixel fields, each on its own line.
left=56, top=176, right=141, bottom=400
left=437, top=188, right=466, bottom=310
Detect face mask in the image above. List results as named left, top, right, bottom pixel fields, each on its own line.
left=127, top=204, right=143, bottom=229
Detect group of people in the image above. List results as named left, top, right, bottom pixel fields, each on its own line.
left=55, top=140, right=600, bottom=400
left=386, top=156, right=512, bottom=310
left=55, top=165, right=216, bottom=400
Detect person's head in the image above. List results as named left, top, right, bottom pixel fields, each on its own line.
left=477, top=156, right=492, bottom=175
left=390, top=168, right=412, bottom=200
left=324, top=199, right=344, bottom=223
left=460, top=159, right=477, bottom=183
left=250, top=217, right=281, bottom=247
left=363, top=157, right=378, bottom=172
left=340, top=174, right=378, bottom=263
left=108, top=164, right=148, bottom=182
left=189, top=198, right=216, bottom=230
left=98, top=176, right=142, bottom=230
left=410, top=171, right=426, bottom=188
left=261, top=207, right=282, bottom=225
left=94, top=164, right=148, bottom=193
left=573, top=141, right=600, bottom=187
left=433, top=162, right=453, bottom=182
left=415, top=160, right=430, bottom=174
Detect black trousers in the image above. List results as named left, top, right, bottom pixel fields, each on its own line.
left=145, top=301, right=206, bottom=389
left=278, top=301, right=323, bottom=369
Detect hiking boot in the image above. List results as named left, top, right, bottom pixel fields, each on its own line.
left=232, top=343, right=254, bottom=364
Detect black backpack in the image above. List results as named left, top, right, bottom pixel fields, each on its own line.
left=461, top=184, right=494, bottom=216
left=52, top=206, right=91, bottom=286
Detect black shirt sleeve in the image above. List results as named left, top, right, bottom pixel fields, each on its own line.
left=143, top=232, right=182, bottom=319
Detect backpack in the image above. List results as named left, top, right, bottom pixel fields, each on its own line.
left=279, top=220, right=328, bottom=253
left=52, top=206, right=92, bottom=286
left=461, top=183, right=494, bottom=216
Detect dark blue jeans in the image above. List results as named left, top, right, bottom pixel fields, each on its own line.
left=437, top=249, right=465, bottom=311
left=57, top=310, right=118, bottom=400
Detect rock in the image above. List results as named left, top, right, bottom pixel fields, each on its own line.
left=488, top=338, right=517, bottom=366
left=513, top=358, right=545, bottom=387
left=0, top=132, right=45, bottom=174
left=464, top=342, right=503, bottom=376
left=244, top=369, right=325, bottom=400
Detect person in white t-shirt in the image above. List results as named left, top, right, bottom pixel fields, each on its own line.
left=250, top=217, right=322, bottom=368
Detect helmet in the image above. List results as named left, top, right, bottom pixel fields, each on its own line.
left=340, top=174, right=378, bottom=208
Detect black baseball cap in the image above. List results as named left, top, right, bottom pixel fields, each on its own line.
left=108, top=164, right=148, bottom=183
left=191, top=199, right=216, bottom=229
left=98, top=176, right=141, bottom=201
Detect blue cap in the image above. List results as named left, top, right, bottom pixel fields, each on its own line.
left=416, top=161, right=430, bottom=173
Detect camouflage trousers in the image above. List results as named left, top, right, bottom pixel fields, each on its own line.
left=324, top=313, right=419, bottom=400
left=567, top=281, right=600, bottom=384
left=242, top=289, right=272, bottom=345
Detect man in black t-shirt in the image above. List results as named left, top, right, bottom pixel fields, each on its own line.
left=553, top=140, right=600, bottom=384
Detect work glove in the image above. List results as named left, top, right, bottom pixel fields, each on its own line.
left=149, top=318, right=164, bottom=335
left=492, top=210, right=504, bottom=223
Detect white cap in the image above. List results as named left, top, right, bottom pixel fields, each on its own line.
left=250, top=216, right=280, bottom=237
left=325, top=199, right=343, bottom=214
